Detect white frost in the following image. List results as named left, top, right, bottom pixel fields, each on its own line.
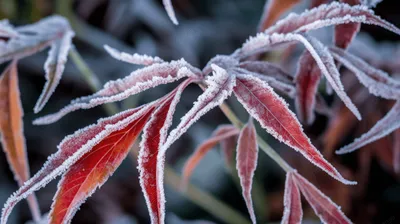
left=104, top=45, right=164, bottom=66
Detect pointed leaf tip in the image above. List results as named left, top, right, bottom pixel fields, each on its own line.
left=163, top=0, right=179, bottom=25
left=236, top=118, right=258, bottom=224
left=233, top=75, right=356, bottom=185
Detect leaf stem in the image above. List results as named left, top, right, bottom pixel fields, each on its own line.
left=26, top=195, right=41, bottom=223
left=68, top=47, right=119, bottom=115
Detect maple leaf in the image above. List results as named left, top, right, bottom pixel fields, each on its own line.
left=0, top=16, right=75, bottom=113
left=258, top=0, right=301, bottom=32
left=233, top=74, right=355, bottom=185
left=181, top=125, right=240, bottom=188
left=1, top=102, right=157, bottom=224
left=236, top=118, right=258, bottom=224
left=334, top=0, right=361, bottom=50
left=294, top=51, right=322, bottom=125
left=139, top=78, right=196, bottom=224
left=33, top=57, right=201, bottom=125
left=282, top=171, right=353, bottom=224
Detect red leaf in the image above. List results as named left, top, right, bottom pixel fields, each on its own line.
left=49, top=107, right=153, bottom=223
left=295, top=51, right=322, bottom=125
left=181, top=125, right=240, bottom=188
left=0, top=61, right=29, bottom=185
left=292, top=172, right=353, bottom=224
left=334, top=0, right=362, bottom=49
left=236, top=118, right=258, bottom=224
left=0, top=61, right=41, bottom=221
left=258, top=0, right=301, bottom=32
left=233, top=75, right=355, bottom=185
left=138, top=78, right=194, bottom=224
left=220, top=133, right=238, bottom=167
left=281, top=172, right=302, bottom=224
left=1, top=103, right=156, bottom=224
left=337, top=101, right=400, bottom=154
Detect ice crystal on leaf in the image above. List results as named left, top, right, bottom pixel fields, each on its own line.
left=282, top=171, right=353, bottom=224
left=0, top=16, right=75, bottom=113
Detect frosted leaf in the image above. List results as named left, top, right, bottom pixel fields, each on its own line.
left=181, top=125, right=240, bottom=189
left=233, top=75, right=356, bottom=185
left=34, top=30, right=74, bottom=113
left=337, top=101, right=400, bottom=155
left=0, top=16, right=72, bottom=64
left=258, top=0, right=301, bottom=32
left=241, top=32, right=361, bottom=120
left=33, top=60, right=201, bottom=125
left=163, top=0, right=179, bottom=25
left=138, top=78, right=194, bottom=224
left=104, top=45, right=164, bottom=66
left=49, top=107, right=153, bottom=224
left=1, top=103, right=156, bottom=224
left=239, top=61, right=294, bottom=84
left=0, top=20, right=18, bottom=38
left=295, top=51, right=322, bottom=125
left=234, top=69, right=296, bottom=99
left=330, top=47, right=400, bottom=99
left=236, top=118, right=258, bottom=224
left=281, top=172, right=302, bottom=224
left=162, top=64, right=236, bottom=157
left=202, top=55, right=239, bottom=75
left=361, top=0, right=384, bottom=7
left=264, top=2, right=400, bottom=36
left=292, top=172, right=353, bottom=224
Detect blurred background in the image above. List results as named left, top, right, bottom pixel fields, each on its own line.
left=1, top=0, right=400, bottom=223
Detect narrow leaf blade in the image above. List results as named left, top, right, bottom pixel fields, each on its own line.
left=337, top=101, right=400, bottom=154
left=233, top=75, right=355, bottom=185
left=281, top=172, right=302, bottom=224
left=293, top=172, right=353, bottom=224
left=163, top=0, right=179, bottom=25
left=104, top=45, right=164, bottom=66
left=182, top=125, right=240, bottom=188
left=236, top=118, right=258, bottom=224
left=258, top=0, right=301, bottom=32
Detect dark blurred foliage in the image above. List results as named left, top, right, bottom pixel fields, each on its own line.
left=1, top=0, right=400, bottom=224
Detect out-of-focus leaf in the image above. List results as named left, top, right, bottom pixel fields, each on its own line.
left=163, top=0, right=178, bottom=25
left=181, top=125, right=239, bottom=188
left=258, top=0, right=301, bottom=32
left=337, top=101, right=400, bottom=154
left=236, top=118, right=258, bottom=224
left=104, top=45, right=164, bottom=66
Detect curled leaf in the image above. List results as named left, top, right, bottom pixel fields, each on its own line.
left=181, top=125, right=240, bottom=188
left=34, top=30, right=74, bottom=113
left=233, top=75, right=355, bottom=185
left=236, top=118, right=258, bottom=224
